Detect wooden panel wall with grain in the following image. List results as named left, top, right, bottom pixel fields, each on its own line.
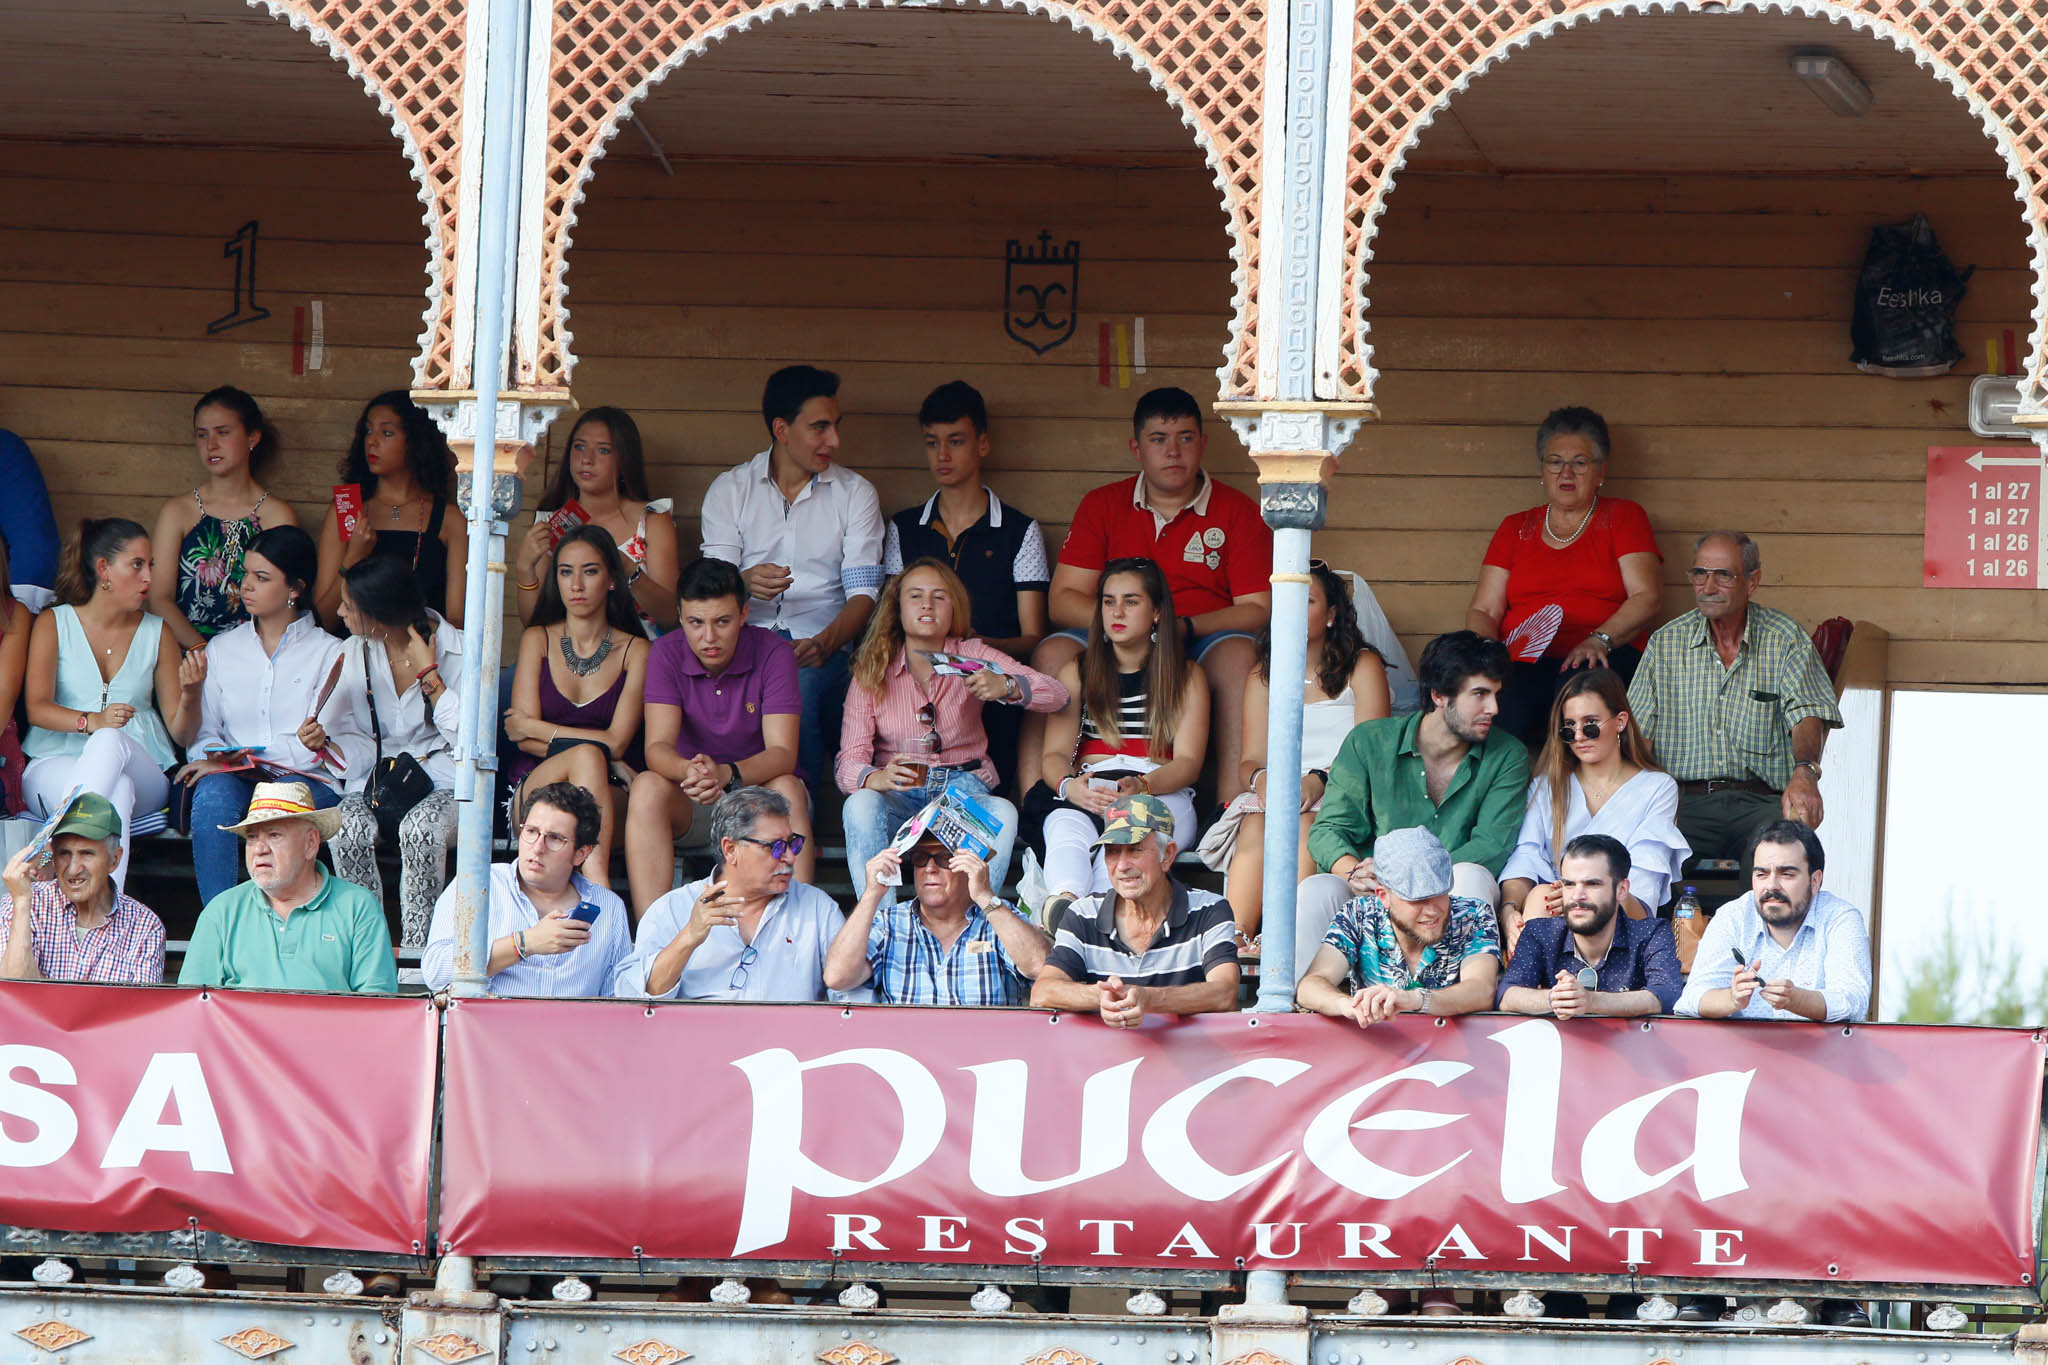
left=0, top=139, right=2038, bottom=686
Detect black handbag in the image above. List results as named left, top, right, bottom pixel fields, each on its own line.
left=363, top=647, right=435, bottom=844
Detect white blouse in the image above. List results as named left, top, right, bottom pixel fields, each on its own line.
left=1502, top=768, right=1692, bottom=910
left=331, top=612, right=465, bottom=791
left=192, top=612, right=372, bottom=788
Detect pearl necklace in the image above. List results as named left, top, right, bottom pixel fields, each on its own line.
left=1545, top=495, right=1598, bottom=548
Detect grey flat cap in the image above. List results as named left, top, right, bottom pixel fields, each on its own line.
left=1373, top=826, right=1453, bottom=900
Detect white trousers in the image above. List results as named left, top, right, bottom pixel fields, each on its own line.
left=23, top=729, right=170, bottom=894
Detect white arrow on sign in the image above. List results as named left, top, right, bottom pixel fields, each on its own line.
left=1966, top=449, right=2048, bottom=470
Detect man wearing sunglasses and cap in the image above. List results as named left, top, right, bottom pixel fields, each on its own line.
left=825, top=838, right=1047, bottom=1006
left=618, top=784, right=849, bottom=1002
left=1, top=793, right=165, bottom=983
left=1496, top=833, right=1681, bottom=1018
left=1296, top=826, right=1500, bottom=1026
left=178, top=781, right=397, bottom=993
left=1030, top=792, right=1239, bottom=1025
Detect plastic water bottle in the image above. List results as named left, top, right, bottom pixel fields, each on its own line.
left=1672, top=885, right=1703, bottom=973
left=1675, top=885, right=1700, bottom=920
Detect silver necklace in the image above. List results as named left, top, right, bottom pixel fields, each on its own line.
left=559, top=630, right=615, bottom=677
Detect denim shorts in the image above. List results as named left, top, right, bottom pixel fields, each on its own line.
left=1048, top=625, right=1254, bottom=662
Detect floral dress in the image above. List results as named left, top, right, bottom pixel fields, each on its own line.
left=176, top=489, right=268, bottom=639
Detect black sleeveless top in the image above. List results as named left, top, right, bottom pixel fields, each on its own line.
left=371, top=496, right=451, bottom=617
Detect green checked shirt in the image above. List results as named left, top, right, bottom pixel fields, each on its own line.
left=1626, top=604, right=1842, bottom=789
left=1307, top=712, right=1530, bottom=876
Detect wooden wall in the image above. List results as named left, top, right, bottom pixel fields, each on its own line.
left=2, top=138, right=2041, bottom=688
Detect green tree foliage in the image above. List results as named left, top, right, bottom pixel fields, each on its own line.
left=1892, top=903, right=2048, bottom=1026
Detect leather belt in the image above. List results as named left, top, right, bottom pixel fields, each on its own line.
left=1678, top=777, right=1778, bottom=797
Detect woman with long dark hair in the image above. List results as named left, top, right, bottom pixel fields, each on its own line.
left=1208, top=563, right=1390, bottom=941
left=504, top=524, right=651, bottom=884
left=1500, top=666, right=1687, bottom=951
left=23, top=519, right=204, bottom=889
left=180, top=525, right=368, bottom=904
left=313, top=390, right=469, bottom=627
left=328, top=552, right=464, bottom=948
left=1033, top=557, right=1208, bottom=925
left=836, top=556, right=1066, bottom=889
left=514, top=407, right=678, bottom=630
left=150, top=385, right=299, bottom=649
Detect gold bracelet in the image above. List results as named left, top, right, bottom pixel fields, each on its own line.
left=516, top=577, right=541, bottom=591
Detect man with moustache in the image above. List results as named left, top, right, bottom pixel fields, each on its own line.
left=825, top=838, right=1047, bottom=1005
left=0, top=793, right=165, bottom=983
left=179, top=781, right=396, bottom=992
left=1496, top=833, right=1681, bottom=1017
left=1676, top=820, right=1869, bottom=1023
left=1031, top=792, right=1239, bottom=1025
left=1627, top=531, right=1841, bottom=865
left=1294, top=631, right=1529, bottom=979
left=1295, top=826, right=1501, bottom=1024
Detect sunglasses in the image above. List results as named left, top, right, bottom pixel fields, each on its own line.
left=907, top=847, right=951, bottom=870
left=917, top=702, right=942, bottom=752
left=735, top=833, right=806, bottom=861
left=1687, top=567, right=1740, bottom=585
left=1557, top=719, right=1605, bottom=743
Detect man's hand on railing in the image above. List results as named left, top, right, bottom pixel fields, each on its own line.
left=1100, top=975, right=1143, bottom=1029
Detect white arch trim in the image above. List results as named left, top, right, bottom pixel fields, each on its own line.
left=542, top=0, right=1257, bottom=394
left=243, top=0, right=452, bottom=387
left=1343, top=0, right=2048, bottom=409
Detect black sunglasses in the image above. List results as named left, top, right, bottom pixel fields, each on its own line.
left=1557, top=719, right=1604, bottom=743
left=907, top=846, right=951, bottom=870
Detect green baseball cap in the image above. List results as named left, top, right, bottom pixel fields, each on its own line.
left=52, top=793, right=121, bottom=842
left=1091, top=791, right=1175, bottom=848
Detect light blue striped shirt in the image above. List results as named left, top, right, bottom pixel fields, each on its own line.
left=1675, top=887, right=1871, bottom=1021
left=422, top=864, right=631, bottom=998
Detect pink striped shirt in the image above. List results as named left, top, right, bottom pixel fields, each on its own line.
left=836, top=637, right=1068, bottom=793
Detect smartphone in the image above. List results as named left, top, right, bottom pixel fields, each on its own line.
left=569, top=901, right=603, bottom=926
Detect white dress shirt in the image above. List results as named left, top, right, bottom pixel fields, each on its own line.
left=420, top=863, right=630, bottom=997
left=331, top=612, right=464, bottom=790
left=192, top=612, right=371, bottom=788
left=1675, top=887, right=1872, bottom=1021
left=616, top=875, right=849, bottom=1002
left=699, top=449, right=885, bottom=640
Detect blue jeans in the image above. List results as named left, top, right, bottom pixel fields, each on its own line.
left=190, top=771, right=341, bottom=906
left=842, top=770, right=1020, bottom=894
left=1046, top=624, right=1254, bottom=662
left=779, top=635, right=852, bottom=789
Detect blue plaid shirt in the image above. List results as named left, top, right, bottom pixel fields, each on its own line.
left=1325, top=894, right=1500, bottom=992
left=867, top=898, right=1029, bottom=1006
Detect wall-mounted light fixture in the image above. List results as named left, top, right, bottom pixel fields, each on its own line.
left=1790, top=47, right=1873, bottom=116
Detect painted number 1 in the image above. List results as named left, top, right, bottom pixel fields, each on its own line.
left=206, top=220, right=272, bottom=335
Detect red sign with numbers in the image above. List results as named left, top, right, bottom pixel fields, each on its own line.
left=1925, top=445, right=2044, bottom=588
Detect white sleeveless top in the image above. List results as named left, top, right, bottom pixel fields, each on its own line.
left=1300, top=685, right=1356, bottom=773
left=24, top=606, right=178, bottom=769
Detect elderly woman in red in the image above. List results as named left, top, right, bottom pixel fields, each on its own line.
left=837, top=557, right=1067, bottom=890
left=1465, top=406, right=1663, bottom=748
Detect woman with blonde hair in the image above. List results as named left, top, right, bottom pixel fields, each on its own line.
left=837, top=557, right=1066, bottom=888
left=1500, top=666, right=1688, bottom=951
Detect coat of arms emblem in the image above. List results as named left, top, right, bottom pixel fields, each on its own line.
left=1004, top=231, right=1080, bottom=355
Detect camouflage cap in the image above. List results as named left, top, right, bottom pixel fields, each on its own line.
left=1091, top=791, right=1176, bottom=848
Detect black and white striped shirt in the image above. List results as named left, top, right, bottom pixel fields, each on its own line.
left=1044, top=881, right=1238, bottom=988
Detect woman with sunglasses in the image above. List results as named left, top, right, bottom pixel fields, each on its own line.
left=1464, top=407, right=1662, bottom=747
left=1034, top=557, right=1209, bottom=928
left=837, top=558, right=1067, bottom=890
left=1209, top=562, right=1389, bottom=944
left=1499, top=666, right=1687, bottom=954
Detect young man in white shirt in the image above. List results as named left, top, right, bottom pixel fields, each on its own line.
left=698, top=365, right=885, bottom=791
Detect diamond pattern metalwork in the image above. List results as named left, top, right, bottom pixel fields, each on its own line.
left=614, top=1341, right=693, bottom=1365
left=219, top=1326, right=296, bottom=1360
left=412, top=1331, right=491, bottom=1364
left=1021, top=1351, right=1099, bottom=1365
left=538, top=0, right=1267, bottom=397
left=15, top=1321, right=91, bottom=1352
left=1339, top=0, right=2048, bottom=406
left=1222, top=1352, right=1297, bottom=1365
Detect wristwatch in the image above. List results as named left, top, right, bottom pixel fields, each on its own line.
left=1590, top=629, right=1615, bottom=647
left=1415, top=988, right=1434, bottom=1015
left=723, top=762, right=745, bottom=793
left=1794, top=760, right=1823, bottom=780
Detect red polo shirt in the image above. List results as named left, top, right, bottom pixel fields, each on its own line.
left=1058, top=474, right=1272, bottom=619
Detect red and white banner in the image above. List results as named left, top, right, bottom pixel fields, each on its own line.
left=0, top=984, right=437, bottom=1254
left=441, top=1003, right=2044, bottom=1285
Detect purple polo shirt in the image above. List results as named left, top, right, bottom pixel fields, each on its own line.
left=644, top=625, right=801, bottom=762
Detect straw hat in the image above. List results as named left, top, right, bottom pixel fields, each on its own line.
left=218, top=781, right=343, bottom=840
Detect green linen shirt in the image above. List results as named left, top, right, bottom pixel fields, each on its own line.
left=178, top=867, right=398, bottom=994
left=1626, top=604, right=1843, bottom=789
left=1306, top=711, right=1531, bottom=876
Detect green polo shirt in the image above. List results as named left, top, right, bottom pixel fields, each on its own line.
left=178, top=867, right=398, bottom=994
left=1306, top=711, right=1531, bottom=876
